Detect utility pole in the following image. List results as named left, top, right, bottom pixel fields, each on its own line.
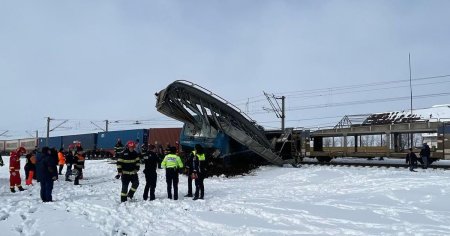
left=409, top=53, right=413, bottom=148
left=281, top=96, right=285, bottom=131
left=105, top=120, right=109, bottom=132
left=46, top=117, right=51, bottom=146
left=264, top=92, right=286, bottom=131
left=46, top=117, right=68, bottom=146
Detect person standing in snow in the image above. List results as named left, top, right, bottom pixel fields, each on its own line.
left=420, top=143, right=430, bottom=169
left=405, top=148, right=418, bottom=172
left=0, top=152, right=4, bottom=166
left=114, top=139, right=125, bottom=160
left=73, top=145, right=85, bottom=185
left=191, top=144, right=207, bottom=200
left=65, top=144, right=75, bottom=181
left=183, top=149, right=195, bottom=198
left=116, top=141, right=140, bottom=202
left=142, top=144, right=159, bottom=201
left=58, top=148, right=66, bottom=175
left=161, top=146, right=183, bottom=200
left=36, top=147, right=58, bottom=202
left=9, top=147, right=27, bottom=192
left=24, top=153, right=37, bottom=185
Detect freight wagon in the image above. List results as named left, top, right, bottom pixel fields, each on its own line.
left=97, top=129, right=149, bottom=152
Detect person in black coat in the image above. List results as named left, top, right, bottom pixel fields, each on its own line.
left=192, top=144, right=208, bottom=200
left=142, top=144, right=159, bottom=200
left=419, top=143, right=431, bottom=169
left=405, top=148, right=418, bottom=172
left=65, top=145, right=75, bottom=181
left=184, top=150, right=194, bottom=197
left=36, top=147, right=58, bottom=202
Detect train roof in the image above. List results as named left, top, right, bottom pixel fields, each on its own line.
left=335, top=104, right=450, bottom=128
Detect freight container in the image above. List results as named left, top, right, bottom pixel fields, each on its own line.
left=149, top=128, right=182, bottom=149
left=62, top=133, right=97, bottom=150
left=38, top=137, right=63, bottom=150
left=5, top=140, right=19, bottom=153
left=19, top=138, right=37, bottom=152
left=97, top=129, right=149, bottom=151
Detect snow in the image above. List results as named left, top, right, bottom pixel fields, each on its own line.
left=1, top=157, right=450, bottom=235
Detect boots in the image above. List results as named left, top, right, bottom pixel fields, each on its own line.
left=18, top=186, right=25, bottom=191
left=193, top=188, right=199, bottom=200
left=200, top=186, right=204, bottom=199
left=10, top=188, right=15, bottom=193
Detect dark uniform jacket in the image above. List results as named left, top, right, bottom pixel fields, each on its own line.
left=114, top=142, right=125, bottom=158
left=117, top=149, right=140, bottom=175
left=142, top=149, right=158, bottom=175
left=406, top=152, right=418, bottom=165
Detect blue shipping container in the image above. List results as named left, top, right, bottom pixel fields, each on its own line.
left=97, top=129, right=149, bottom=150
left=62, top=133, right=97, bottom=150
left=38, top=137, right=63, bottom=149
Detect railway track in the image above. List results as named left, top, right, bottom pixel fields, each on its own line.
left=298, top=160, right=450, bottom=170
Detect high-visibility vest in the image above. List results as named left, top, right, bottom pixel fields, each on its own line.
left=162, top=154, right=183, bottom=169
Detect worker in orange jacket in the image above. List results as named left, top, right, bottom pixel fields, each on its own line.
left=58, top=148, right=66, bottom=175
left=10, top=147, right=27, bottom=192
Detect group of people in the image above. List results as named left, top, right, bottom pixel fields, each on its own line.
left=1, top=144, right=86, bottom=202
left=405, top=143, right=431, bottom=172
left=116, top=140, right=208, bottom=203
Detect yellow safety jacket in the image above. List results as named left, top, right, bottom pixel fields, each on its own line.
left=162, top=154, right=184, bottom=169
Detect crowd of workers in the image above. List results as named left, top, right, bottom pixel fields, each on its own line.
left=114, top=139, right=208, bottom=202
left=0, top=139, right=209, bottom=204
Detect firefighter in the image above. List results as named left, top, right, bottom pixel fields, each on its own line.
left=192, top=144, right=207, bottom=200
left=10, top=147, right=27, bottom=192
left=73, top=145, right=85, bottom=185
left=114, top=139, right=125, bottom=159
left=142, top=144, right=159, bottom=200
left=116, top=141, right=140, bottom=202
left=161, top=146, right=183, bottom=200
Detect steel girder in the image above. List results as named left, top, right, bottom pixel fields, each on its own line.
left=155, top=80, right=285, bottom=165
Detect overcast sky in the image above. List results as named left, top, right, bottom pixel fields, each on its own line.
left=1, top=0, right=449, bottom=139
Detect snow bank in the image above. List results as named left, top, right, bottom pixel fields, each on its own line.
left=1, top=157, right=450, bottom=235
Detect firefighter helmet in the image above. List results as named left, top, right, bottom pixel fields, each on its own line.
left=127, top=141, right=136, bottom=148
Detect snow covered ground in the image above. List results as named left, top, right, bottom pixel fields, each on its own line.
left=1, top=157, right=450, bottom=236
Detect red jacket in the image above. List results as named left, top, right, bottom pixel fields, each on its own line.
left=9, top=151, right=21, bottom=172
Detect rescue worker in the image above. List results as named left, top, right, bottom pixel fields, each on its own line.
left=65, top=144, right=75, bottom=181
left=142, top=144, right=159, bottom=200
left=10, top=147, right=27, bottom=192
left=73, top=145, right=85, bottom=185
left=161, top=146, right=183, bottom=200
left=116, top=141, right=140, bottom=202
left=192, top=144, right=207, bottom=200
left=58, top=148, right=66, bottom=175
left=405, top=148, right=418, bottom=172
left=114, top=139, right=125, bottom=160
left=24, top=153, right=37, bottom=185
